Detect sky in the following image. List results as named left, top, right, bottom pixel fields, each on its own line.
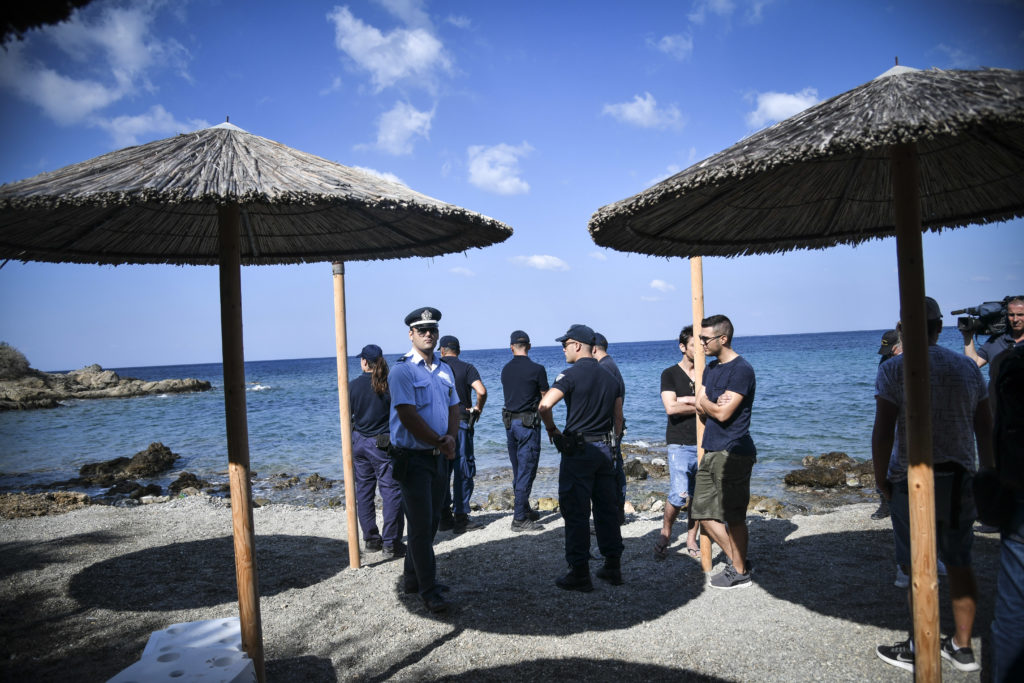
left=0, top=0, right=1022, bottom=371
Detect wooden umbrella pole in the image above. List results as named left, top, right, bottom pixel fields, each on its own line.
left=689, top=257, right=712, bottom=573
left=891, top=143, right=940, bottom=682
left=217, top=203, right=266, bottom=683
left=333, top=262, right=361, bottom=569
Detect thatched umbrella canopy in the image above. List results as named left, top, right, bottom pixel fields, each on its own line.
left=589, top=66, right=1024, bottom=680
left=0, top=122, right=513, bottom=682
left=589, top=67, right=1024, bottom=256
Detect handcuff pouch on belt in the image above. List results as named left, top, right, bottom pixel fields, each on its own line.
left=554, top=430, right=614, bottom=456
left=386, top=445, right=439, bottom=482
left=502, top=408, right=540, bottom=430
left=374, top=433, right=391, bottom=450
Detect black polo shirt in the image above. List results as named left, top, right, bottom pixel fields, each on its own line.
left=501, top=355, right=549, bottom=412
left=348, top=372, right=390, bottom=436
left=552, top=357, right=621, bottom=434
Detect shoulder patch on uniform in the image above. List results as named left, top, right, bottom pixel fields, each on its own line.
left=396, top=355, right=408, bottom=363
left=555, top=373, right=565, bottom=382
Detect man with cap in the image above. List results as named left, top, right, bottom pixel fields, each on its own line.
left=872, top=328, right=902, bottom=521
left=500, top=329, right=549, bottom=531
left=873, top=296, right=993, bottom=673
left=593, top=332, right=627, bottom=523
left=539, top=324, right=625, bottom=592
left=437, top=334, right=487, bottom=534
left=388, top=307, right=460, bottom=613
left=349, top=343, right=405, bottom=559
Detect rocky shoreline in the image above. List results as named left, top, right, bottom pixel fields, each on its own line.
left=0, top=363, right=211, bottom=411
left=0, top=444, right=880, bottom=520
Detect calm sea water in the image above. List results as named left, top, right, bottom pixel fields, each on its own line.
left=0, top=328, right=976, bottom=500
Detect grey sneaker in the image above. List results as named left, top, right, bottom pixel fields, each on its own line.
left=709, top=565, right=752, bottom=590
left=876, top=639, right=914, bottom=672
left=511, top=518, right=543, bottom=532
left=940, top=636, right=979, bottom=672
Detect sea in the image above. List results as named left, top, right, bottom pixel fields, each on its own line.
left=0, top=328, right=980, bottom=504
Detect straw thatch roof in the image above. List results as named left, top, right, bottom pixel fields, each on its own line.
left=0, top=123, right=512, bottom=265
left=589, top=67, right=1024, bottom=258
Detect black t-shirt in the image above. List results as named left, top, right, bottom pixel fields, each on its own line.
left=702, top=355, right=756, bottom=455
left=501, top=355, right=549, bottom=412
left=552, top=357, right=622, bottom=434
left=348, top=372, right=390, bottom=436
left=660, top=363, right=696, bottom=445
left=599, top=355, right=626, bottom=397
left=440, top=355, right=482, bottom=418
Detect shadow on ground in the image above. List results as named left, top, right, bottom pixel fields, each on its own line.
left=68, top=534, right=347, bottom=610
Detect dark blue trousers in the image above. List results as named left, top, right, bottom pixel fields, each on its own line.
left=443, top=420, right=475, bottom=515
left=397, top=450, right=447, bottom=598
left=559, top=441, right=623, bottom=568
left=352, top=431, right=404, bottom=546
left=506, top=418, right=541, bottom=520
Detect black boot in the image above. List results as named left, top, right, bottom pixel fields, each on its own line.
left=556, top=564, right=593, bottom=592
left=439, top=508, right=455, bottom=531
left=596, top=556, right=623, bottom=585
left=453, top=513, right=482, bottom=535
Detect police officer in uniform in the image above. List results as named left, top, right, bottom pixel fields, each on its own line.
left=539, top=324, right=625, bottom=592
left=349, top=343, right=405, bottom=558
left=388, top=307, right=460, bottom=613
left=500, top=329, right=549, bottom=531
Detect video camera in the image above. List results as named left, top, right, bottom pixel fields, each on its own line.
left=951, top=295, right=1021, bottom=337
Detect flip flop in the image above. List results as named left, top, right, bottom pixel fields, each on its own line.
left=686, top=546, right=701, bottom=559
left=653, top=538, right=670, bottom=561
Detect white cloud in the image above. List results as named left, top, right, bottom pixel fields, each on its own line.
left=368, top=101, right=433, bottom=155
left=446, top=15, right=472, bottom=29
left=450, top=266, right=475, bottom=276
left=327, top=6, right=450, bottom=92
left=375, top=0, right=433, bottom=29
left=647, top=164, right=682, bottom=186
left=589, top=251, right=608, bottom=261
left=649, top=34, right=693, bottom=61
left=745, top=87, right=819, bottom=128
left=0, top=5, right=190, bottom=126
left=689, top=0, right=736, bottom=24
left=319, top=76, right=343, bottom=95
left=510, top=255, right=569, bottom=271
left=467, top=142, right=532, bottom=194
left=93, top=105, right=209, bottom=147
left=650, top=279, right=676, bottom=293
left=351, top=165, right=406, bottom=186
left=935, top=43, right=975, bottom=69
left=603, top=93, right=684, bottom=130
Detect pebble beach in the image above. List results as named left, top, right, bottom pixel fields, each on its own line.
left=0, top=495, right=1003, bottom=681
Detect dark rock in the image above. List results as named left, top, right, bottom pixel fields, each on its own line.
left=801, top=451, right=855, bottom=468
left=169, top=472, right=209, bottom=494
left=272, top=475, right=300, bottom=490
left=623, top=458, right=648, bottom=481
left=785, top=466, right=847, bottom=488
left=79, top=457, right=131, bottom=479
left=786, top=451, right=875, bottom=490
left=305, top=473, right=333, bottom=491
left=0, top=491, right=90, bottom=518
left=125, top=443, right=179, bottom=477
left=74, top=443, right=179, bottom=485
left=486, top=488, right=515, bottom=510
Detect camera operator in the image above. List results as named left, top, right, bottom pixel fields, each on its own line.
left=963, top=296, right=1024, bottom=368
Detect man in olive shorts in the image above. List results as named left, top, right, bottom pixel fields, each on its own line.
left=691, top=314, right=757, bottom=590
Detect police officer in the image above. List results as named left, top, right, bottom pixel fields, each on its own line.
left=500, top=330, right=549, bottom=531
left=437, top=335, right=487, bottom=534
left=593, top=332, right=627, bottom=524
left=349, top=343, right=405, bottom=558
left=538, top=324, right=625, bottom=592
left=388, top=307, right=460, bottom=613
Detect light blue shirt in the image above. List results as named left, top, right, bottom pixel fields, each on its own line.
left=389, top=349, right=459, bottom=449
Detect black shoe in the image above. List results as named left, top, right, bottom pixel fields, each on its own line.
left=596, top=558, right=623, bottom=585
left=527, top=509, right=541, bottom=521
left=511, top=518, right=543, bottom=532
left=423, top=592, right=450, bottom=613
left=438, top=510, right=455, bottom=531
left=364, top=538, right=383, bottom=552
left=555, top=568, right=593, bottom=592
left=402, top=576, right=450, bottom=594
left=871, top=499, right=890, bottom=520
left=453, top=513, right=483, bottom=535
left=381, top=541, right=406, bottom=559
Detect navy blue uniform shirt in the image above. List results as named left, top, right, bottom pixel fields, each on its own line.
left=552, top=357, right=621, bottom=435
left=440, top=355, right=482, bottom=419
left=599, top=355, right=626, bottom=398
left=501, top=355, right=549, bottom=412
left=349, top=372, right=390, bottom=436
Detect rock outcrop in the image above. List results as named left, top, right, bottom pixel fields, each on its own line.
left=784, top=451, right=875, bottom=489
left=0, top=363, right=211, bottom=410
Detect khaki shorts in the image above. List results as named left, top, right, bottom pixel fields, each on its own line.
left=690, top=449, right=755, bottom=524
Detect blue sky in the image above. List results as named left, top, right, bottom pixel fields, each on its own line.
left=1, top=0, right=1022, bottom=371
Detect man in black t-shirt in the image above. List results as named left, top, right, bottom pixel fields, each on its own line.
left=500, top=329, right=549, bottom=531
left=655, top=325, right=700, bottom=560
left=539, top=324, right=624, bottom=592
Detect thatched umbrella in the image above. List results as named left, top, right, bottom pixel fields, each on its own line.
left=0, top=122, right=513, bottom=682
left=590, top=66, right=1024, bottom=680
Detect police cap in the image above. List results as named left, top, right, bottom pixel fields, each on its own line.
left=555, top=323, right=596, bottom=346
left=405, top=307, right=441, bottom=328
left=593, top=332, right=608, bottom=349
left=510, top=330, right=530, bottom=345
left=438, top=335, right=460, bottom=352
left=360, top=344, right=383, bottom=361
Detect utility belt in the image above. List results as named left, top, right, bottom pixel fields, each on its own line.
left=502, top=408, right=540, bottom=429
left=553, top=430, right=615, bottom=456
left=386, top=445, right=440, bottom=482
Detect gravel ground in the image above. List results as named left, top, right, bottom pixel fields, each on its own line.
left=0, top=495, right=1002, bottom=681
